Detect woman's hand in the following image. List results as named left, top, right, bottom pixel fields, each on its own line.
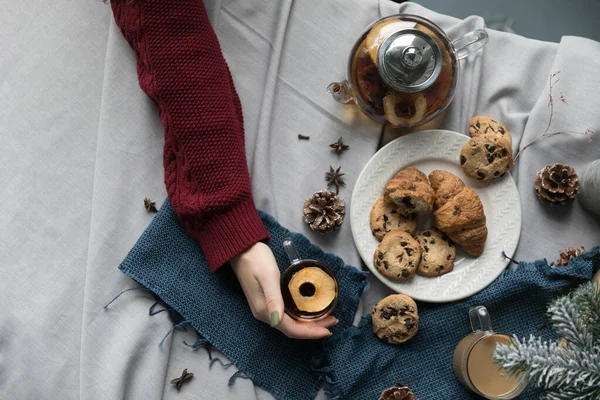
left=230, top=242, right=337, bottom=339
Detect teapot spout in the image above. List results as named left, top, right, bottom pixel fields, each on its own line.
left=327, top=81, right=356, bottom=105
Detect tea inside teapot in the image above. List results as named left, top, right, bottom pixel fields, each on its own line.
left=330, top=15, right=459, bottom=127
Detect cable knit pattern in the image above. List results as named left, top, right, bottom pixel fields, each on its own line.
left=111, top=0, right=269, bottom=270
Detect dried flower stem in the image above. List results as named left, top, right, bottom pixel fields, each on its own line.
left=514, top=71, right=594, bottom=162
left=516, top=130, right=593, bottom=161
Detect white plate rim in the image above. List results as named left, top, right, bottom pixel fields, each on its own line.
left=350, top=129, right=522, bottom=303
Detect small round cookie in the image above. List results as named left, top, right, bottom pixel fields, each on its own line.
left=370, top=196, right=418, bottom=241
left=415, top=229, right=456, bottom=277
left=468, top=115, right=513, bottom=153
left=372, top=294, right=419, bottom=344
left=384, top=167, right=435, bottom=214
left=460, top=136, right=511, bottom=182
left=373, top=231, right=422, bottom=281
left=392, top=166, right=428, bottom=183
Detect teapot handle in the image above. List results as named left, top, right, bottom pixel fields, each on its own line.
left=452, top=29, right=489, bottom=60
left=469, top=306, right=493, bottom=333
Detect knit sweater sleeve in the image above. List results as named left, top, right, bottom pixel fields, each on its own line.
left=111, top=0, right=269, bottom=271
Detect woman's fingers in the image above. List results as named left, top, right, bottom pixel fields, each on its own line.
left=305, top=315, right=338, bottom=328
left=231, top=242, right=339, bottom=340
left=231, top=242, right=283, bottom=326
left=256, top=264, right=285, bottom=328
left=276, top=314, right=338, bottom=339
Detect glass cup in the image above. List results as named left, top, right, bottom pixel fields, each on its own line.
left=280, top=238, right=339, bottom=321
left=452, top=306, right=527, bottom=399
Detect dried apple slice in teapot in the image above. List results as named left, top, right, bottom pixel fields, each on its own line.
left=383, top=92, right=427, bottom=127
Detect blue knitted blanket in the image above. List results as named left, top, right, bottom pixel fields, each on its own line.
left=119, top=200, right=600, bottom=399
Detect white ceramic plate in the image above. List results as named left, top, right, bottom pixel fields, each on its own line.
left=350, top=130, right=521, bottom=303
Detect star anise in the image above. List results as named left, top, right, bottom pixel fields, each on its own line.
left=144, top=198, right=158, bottom=213
left=325, top=166, right=345, bottom=194
left=170, top=368, right=193, bottom=391
left=330, top=137, right=350, bottom=154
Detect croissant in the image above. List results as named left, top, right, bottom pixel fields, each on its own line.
left=428, top=170, right=487, bottom=256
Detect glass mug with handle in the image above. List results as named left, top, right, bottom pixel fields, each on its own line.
left=453, top=306, right=527, bottom=399
left=281, top=237, right=339, bottom=321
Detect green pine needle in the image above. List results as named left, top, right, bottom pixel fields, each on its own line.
left=493, top=281, right=600, bottom=398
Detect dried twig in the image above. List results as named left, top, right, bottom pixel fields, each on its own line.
left=514, top=71, right=594, bottom=161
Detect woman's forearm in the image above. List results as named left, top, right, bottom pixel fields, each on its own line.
left=111, top=0, right=269, bottom=270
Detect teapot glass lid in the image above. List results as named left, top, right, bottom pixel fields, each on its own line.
left=377, top=29, right=442, bottom=93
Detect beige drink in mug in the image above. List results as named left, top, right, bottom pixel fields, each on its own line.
left=453, top=306, right=527, bottom=399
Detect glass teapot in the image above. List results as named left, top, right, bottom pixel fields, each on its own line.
left=328, top=15, right=488, bottom=127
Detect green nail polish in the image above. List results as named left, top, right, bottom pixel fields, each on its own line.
left=270, top=311, right=279, bottom=327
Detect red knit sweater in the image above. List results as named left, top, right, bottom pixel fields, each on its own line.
left=111, top=0, right=269, bottom=271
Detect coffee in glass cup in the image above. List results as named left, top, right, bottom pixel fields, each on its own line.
left=453, top=306, right=527, bottom=399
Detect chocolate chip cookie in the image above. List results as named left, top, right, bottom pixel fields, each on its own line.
left=373, top=231, right=422, bottom=281
left=415, top=229, right=456, bottom=277
left=460, top=136, right=512, bottom=182
left=370, top=196, right=418, bottom=241
left=384, top=166, right=435, bottom=215
left=372, top=294, right=419, bottom=344
left=468, top=116, right=513, bottom=152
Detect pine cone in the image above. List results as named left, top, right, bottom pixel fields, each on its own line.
left=555, top=246, right=585, bottom=267
left=534, top=163, right=580, bottom=206
left=379, top=385, right=416, bottom=400
left=303, top=190, right=345, bottom=234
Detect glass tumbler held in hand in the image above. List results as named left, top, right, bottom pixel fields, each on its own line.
left=453, top=306, right=527, bottom=399
left=281, top=238, right=339, bottom=321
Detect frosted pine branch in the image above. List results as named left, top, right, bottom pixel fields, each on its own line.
left=495, top=336, right=600, bottom=388
left=549, top=295, right=593, bottom=351
left=543, top=386, right=600, bottom=400
left=571, top=282, right=600, bottom=342
left=493, top=281, right=600, bottom=398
